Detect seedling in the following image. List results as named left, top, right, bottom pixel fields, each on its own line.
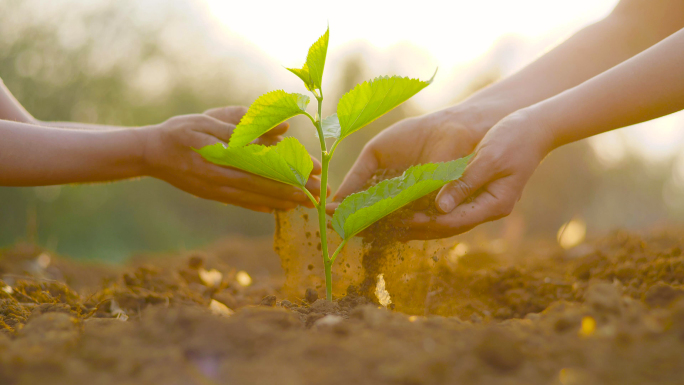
left=197, top=28, right=469, bottom=301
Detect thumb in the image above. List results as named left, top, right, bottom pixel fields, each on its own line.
left=435, top=154, right=495, bottom=214
left=333, top=149, right=379, bottom=201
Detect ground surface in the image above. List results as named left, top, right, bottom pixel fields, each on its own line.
left=1, top=227, right=684, bottom=385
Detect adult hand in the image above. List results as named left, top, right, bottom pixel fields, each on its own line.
left=407, top=109, right=552, bottom=239
left=327, top=107, right=552, bottom=240
left=327, top=108, right=485, bottom=212
left=141, top=106, right=323, bottom=213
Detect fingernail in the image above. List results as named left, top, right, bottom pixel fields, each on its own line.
left=439, top=195, right=455, bottom=213
left=292, top=192, right=307, bottom=201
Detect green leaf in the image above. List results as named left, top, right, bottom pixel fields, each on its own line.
left=318, top=113, right=341, bottom=139
left=196, top=137, right=313, bottom=188
left=286, top=66, right=314, bottom=92
left=336, top=73, right=435, bottom=141
left=286, top=27, right=329, bottom=91
left=229, top=91, right=310, bottom=148
left=332, top=156, right=469, bottom=240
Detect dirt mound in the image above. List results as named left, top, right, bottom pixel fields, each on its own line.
left=1, top=229, right=684, bottom=384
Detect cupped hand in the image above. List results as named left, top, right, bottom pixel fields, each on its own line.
left=326, top=109, right=484, bottom=213
left=405, top=109, right=553, bottom=239
left=141, top=106, right=323, bottom=213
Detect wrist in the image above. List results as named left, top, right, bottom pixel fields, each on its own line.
left=134, top=124, right=159, bottom=177
left=510, top=105, right=557, bottom=157
left=443, top=98, right=513, bottom=140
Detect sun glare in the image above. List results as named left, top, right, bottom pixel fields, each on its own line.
left=199, top=0, right=684, bottom=163
left=200, top=0, right=618, bottom=69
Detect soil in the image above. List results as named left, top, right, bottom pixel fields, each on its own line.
left=2, top=226, right=684, bottom=384
left=353, top=168, right=462, bottom=301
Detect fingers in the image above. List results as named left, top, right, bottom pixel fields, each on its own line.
left=333, top=148, right=379, bottom=201
left=190, top=115, right=235, bottom=144
left=254, top=135, right=282, bottom=147
left=203, top=106, right=246, bottom=126
left=201, top=163, right=316, bottom=206
left=187, top=120, right=322, bottom=207
left=435, top=152, right=497, bottom=214
left=266, top=122, right=290, bottom=136
left=310, top=156, right=322, bottom=175
left=203, top=106, right=289, bottom=136
left=325, top=201, right=339, bottom=216
left=252, top=123, right=290, bottom=138
left=194, top=114, right=291, bottom=149
left=404, top=176, right=519, bottom=240
left=178, top=175, right=303, bottom=212
left=209, top=186, right=300, bottom=212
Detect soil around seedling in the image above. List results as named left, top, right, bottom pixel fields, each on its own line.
left=2, top=227, right=684, bottom=384
left=354, top=169, right=445, bottom=298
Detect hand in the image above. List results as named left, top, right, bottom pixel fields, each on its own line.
left=407, top=109, right=553, bottom=239
left=141, top=106, right=323, bottom=213
left=327, top=108, right=485, bottom=211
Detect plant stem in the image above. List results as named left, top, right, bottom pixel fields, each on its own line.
left=300, top=187, right=319, bottom=208
left=330, top=239, right=347, bottom=264
left=319, top=153, right=332, bottom=300
left=312, top=93, right=334, bottom=301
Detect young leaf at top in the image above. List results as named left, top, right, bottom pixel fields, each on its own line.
left=229, top=91, right=310, bottom=148
left=196, top=137, right=313, bottom=188
left=286, top=67, right=315, bottom=92
left=286, top=28, right=329, bottom=92
left=332, top=156, right=469, bottom=240
left=335, top=73, right=435, bottom=141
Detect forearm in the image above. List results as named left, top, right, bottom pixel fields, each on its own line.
left=38, top=120, right=129, bottom=131
left=530, top=28, right=684, bottom=151
left=1, top=77, right=127, bottom=130
left=0, top=120, right=149, bottom=186
left=450, top=0, right=684, bottom=136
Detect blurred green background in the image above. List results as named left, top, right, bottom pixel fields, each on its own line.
left=1, top=0, right=682, bottom=262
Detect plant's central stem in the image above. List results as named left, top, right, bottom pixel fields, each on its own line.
left=313, top=94, right=333, bottom=301
left=319, top=153, right=331, bottom=301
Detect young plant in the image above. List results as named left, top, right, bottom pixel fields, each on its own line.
left=197, top=28, right=469, bottom=301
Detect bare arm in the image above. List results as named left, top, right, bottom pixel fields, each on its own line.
left=536, top=27, right=684, bottom=149
left=454, top=0, right=684, bottom=135
left=0, top=77, right=130, bottom=130
left=332, top=0, right=684, bottom=203
left=0, top=120, right=146, bottom=185
left=0, top=110, right=323, bottom=212
left=424, top=27, right=684, bottom=240
left=0, top=76, right=324, bottom=210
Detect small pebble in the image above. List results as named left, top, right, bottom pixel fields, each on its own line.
left=259, top=295, right=277, bottom=307
left=305, top=288, right=319, bottom=304
left=313, top=315, right=344, bottom=328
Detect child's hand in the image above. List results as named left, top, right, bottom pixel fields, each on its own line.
left=142, top=106, right=323, bottom=213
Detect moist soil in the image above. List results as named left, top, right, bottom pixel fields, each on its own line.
left=2, top=227, right=684, bottom=384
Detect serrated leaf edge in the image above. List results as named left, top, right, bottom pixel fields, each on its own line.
left=229, top=90, right=310, bottom=148
left=332, top=157, right=470, bottom=239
